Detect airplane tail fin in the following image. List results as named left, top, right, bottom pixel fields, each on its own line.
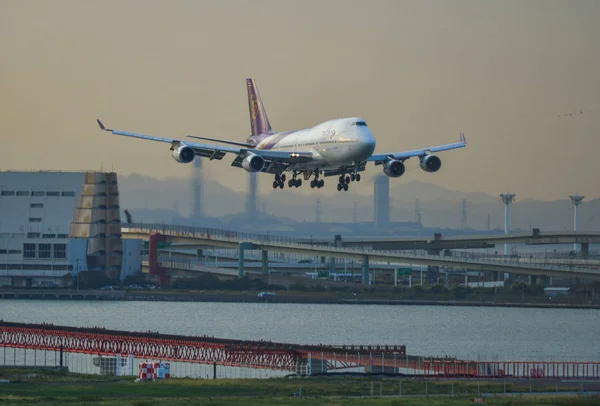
left=246, top=78, right=272, bottom=135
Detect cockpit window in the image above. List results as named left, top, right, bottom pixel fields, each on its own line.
left=352, top=121, right=367, bottom=126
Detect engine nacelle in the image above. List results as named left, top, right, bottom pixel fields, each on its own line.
left=241, top=153, right=265, bottom=172
left=383, top=159, right=405, bottom=178
left=171, top=145, right=195, bottom=163
left=419, top=154, right=442, bottom=173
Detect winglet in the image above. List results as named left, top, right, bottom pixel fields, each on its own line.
left=97, top=119, right=107, bottom=131
left=460, top=132, right=466, bottom=143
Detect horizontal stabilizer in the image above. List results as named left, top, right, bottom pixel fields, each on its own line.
left=187, top=135, right=253, bottom=148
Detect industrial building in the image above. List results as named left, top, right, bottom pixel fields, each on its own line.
left=0, top=171, right=141, bottom=288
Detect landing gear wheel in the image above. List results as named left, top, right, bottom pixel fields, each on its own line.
left=279, top=182, right=284, bottom=189
left=337, top=183, right=342, bottom=191
left=296, top=179, right=302, bottom=187
left=356, top=173, right=361, bottom=182
left=310, top=180, right=315, bottom=188
left=288, top=179, right=293, bottom=188
left=273, top=181, right=278, bottom=189
left=351, top=173, right=355, bottom=181
left=345, top=176, right=351, bottom=184
left=319, top=179, right=324, bottom=188
left=343, top=183, right=349, bottom=191
left=281, top=174, right=286, bottom=182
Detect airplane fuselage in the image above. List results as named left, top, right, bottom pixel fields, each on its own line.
left=248, top=117, right=376, bottom=171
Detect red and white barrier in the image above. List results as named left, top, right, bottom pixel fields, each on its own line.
left=138, top=362, right=171, bottom=381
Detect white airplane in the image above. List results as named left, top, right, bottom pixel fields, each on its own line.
left=97, top=78, right=467, bottom=191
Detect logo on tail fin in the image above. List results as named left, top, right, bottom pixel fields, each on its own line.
left=250, top=94, right=259, bottom=120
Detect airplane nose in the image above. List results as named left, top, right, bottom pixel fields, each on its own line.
left=362, top=129, right=376, bottom=156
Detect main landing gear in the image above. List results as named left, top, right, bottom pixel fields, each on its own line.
left=310, top=170, right=324, bottom=189
left=273, top=172, right=303, bottom=189
left=273, top=173, right=286, bottom=189
left=336, top=171, right=361, bottom=192
left=288, top=171, right=302, bottom=188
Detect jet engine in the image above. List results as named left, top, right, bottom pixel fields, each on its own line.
left=419, top=154, right=442, bottom=173
left=171, top=145, right=195, bottom=163
left=383, top=159, right=405, bottom=178
left=241, top=153, right=265, bottom=172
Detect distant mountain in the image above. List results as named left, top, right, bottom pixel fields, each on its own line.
left=116, top=174, right=600, bottom=232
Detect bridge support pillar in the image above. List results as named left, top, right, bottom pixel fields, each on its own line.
left=540, top=275, right=549, bottom=287
left=261, top=250, right=269, bottom=275
left=149, top=232, right=170, bottom=287
left=238, top=242, right=254, bottom=278
left=530, top=275, right=537, bottom=286
left=362, top=255, right=369, bottom=285
left=328, top=257, right=335, bottom=272
left=582, top=243, right=589, bottom=257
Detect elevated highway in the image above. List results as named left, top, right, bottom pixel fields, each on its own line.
left=308, top=229, right=600, bottom=251
left=122, top=224, right=600, bottom=286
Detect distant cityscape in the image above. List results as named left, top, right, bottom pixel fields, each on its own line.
left=116, top=167, right=600, bottom=238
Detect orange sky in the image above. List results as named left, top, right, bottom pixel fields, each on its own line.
left=1, top=0, right=599, bottom=200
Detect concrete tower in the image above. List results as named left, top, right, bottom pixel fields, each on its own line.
left=569, top=194, right=584, bottom=252
left=69, top=172, right=123, bottom=279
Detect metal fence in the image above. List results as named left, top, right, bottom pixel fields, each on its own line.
left=3, top=345, right=600, bottom=381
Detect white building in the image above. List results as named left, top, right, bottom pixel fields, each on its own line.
left=0, top=171, right=141, bottom=287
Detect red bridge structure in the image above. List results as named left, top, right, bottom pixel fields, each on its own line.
left=1, top=321, right=599, bottom=379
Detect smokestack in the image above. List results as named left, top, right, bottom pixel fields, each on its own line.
left=374, top=175, right=389, bottom=227
left=246, top=172, right=258, bottom=217
left=192, top=158, right=204, bottom=218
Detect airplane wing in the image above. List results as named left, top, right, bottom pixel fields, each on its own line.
left=368, top=133, right=467, bottom=162
left=97, top=119, right=312, bottom=172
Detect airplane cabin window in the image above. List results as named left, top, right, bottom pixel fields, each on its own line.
left=352, top=121, right=367, bottom=126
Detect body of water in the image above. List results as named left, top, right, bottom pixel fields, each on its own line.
left=1, top=300, right=598, bottom=361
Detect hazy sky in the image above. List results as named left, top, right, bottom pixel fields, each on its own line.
left=1, top=0, right=599, bottom=201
